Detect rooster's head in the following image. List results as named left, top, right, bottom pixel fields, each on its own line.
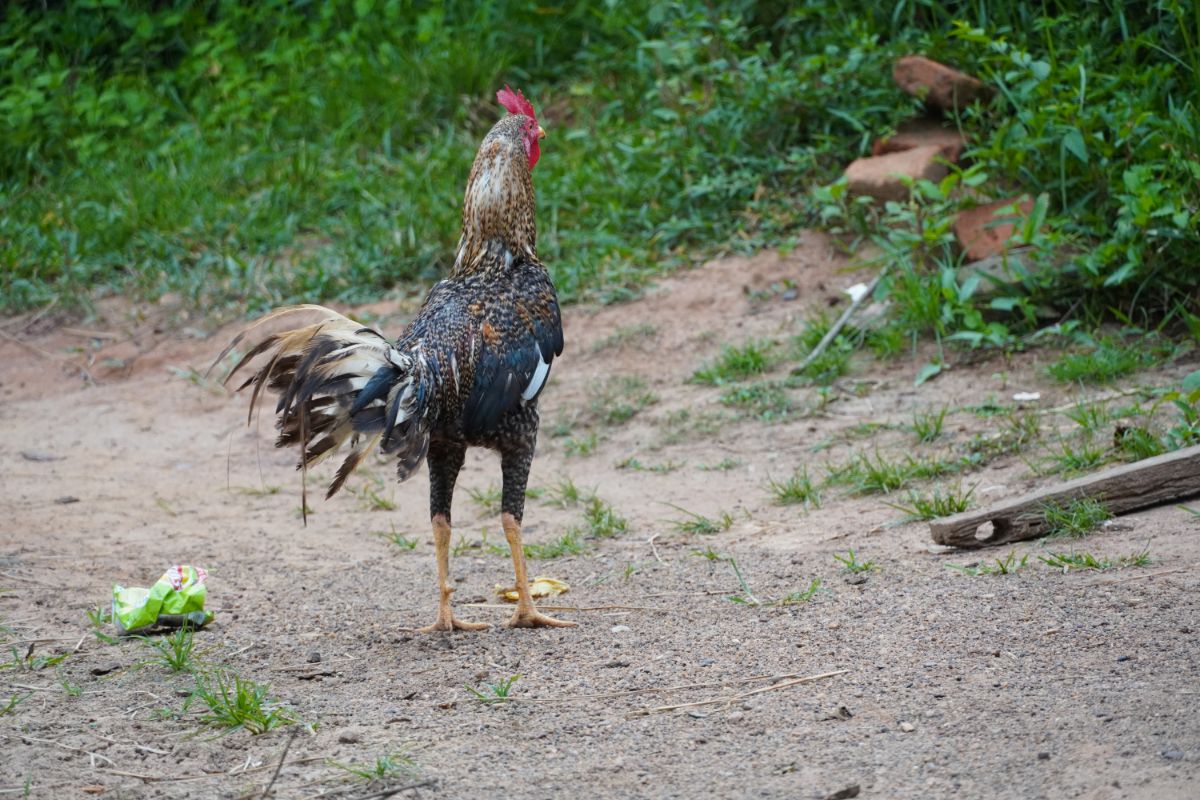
left=495, top=85, right=545, bottom=170
left=454, top=86, right=546, bottom=274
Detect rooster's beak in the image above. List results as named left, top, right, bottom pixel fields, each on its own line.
left=537, top=125, right=546, bottom=140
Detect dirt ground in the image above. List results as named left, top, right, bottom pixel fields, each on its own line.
left=2, top=233, right=1198, bottom=799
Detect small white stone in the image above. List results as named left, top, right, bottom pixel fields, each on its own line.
left=611, top=625, right=632, bottom=634
left=899, top=721, right=916, bottom=733
left=845, top=282, right=871, bottom=303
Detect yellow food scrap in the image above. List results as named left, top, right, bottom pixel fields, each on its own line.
left=494, top=576, right=569, bottom=603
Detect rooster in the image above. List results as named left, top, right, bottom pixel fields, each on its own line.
left=213, top=87, right=573, bottom=631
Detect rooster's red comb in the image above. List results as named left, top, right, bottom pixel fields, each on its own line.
left=497, top=85, right=537, bottom=120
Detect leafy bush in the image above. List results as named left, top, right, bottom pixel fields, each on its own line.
left=1, top=0, right=1195, bottom=338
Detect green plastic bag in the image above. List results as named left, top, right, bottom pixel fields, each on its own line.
left=112, top=565, right=214, bottom=635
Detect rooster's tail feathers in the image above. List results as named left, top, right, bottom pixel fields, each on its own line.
left=214, top=305, right=429, bottom=500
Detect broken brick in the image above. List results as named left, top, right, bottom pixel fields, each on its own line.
left=872, top=118, right=966, bottom=163
left=844, top=145, right=949, bottom=202
left=953, top=196, right=1035, bottom=262
left=893, top=55, right=992, bottom=112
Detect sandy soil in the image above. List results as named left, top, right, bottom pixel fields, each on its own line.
left=2, top=233, right=1198, bottom=799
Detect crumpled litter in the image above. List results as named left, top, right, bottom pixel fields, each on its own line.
left=494, top=576, right=569, bottom=603
left=112, top=565, right=214, bottom=635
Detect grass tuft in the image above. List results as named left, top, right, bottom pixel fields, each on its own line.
left=833, top=549, right=877, bottom=574
left=191, top=670, right=298, bottom=735
left=581, top=497, right=628, bottom=539
left=524, top=532, right=587, bottom=560
left=1042, top=497, right=1112, bottom=539
left=885, top=483, right=976, bottom=521
left=948, top=551, right=1029, bottom=576
left=768, top=466, right=821, bottom=508
left=1039, top=546, right=1150, bottom=572
left=141, top=626, right=199, bottom=673
left=911, top=406, right=948, bottom=444
left=465, top=674, right=521, bottom=705
left=668, top=505, right=734, bottom=535
left=691, top=341, right=774, bottom=386
left=329, top=751, right=419, bottom=784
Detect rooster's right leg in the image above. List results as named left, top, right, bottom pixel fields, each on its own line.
left=419, top=443, right=488, bottom=633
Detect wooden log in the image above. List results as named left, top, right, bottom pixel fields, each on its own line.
left=930, top=444, right=1200, bottom=548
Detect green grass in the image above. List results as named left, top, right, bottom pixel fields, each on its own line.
left=59, top=672, right=82, bottom=698
left=1039, top=547, right=1150, bottom=572
left=563, top=432, right=598, bottom=458
left=720, top=380, right=794, bottom=420
left=698, top=458, right=742, bottom=472
left=948, top=551, right=1029, bottom=577
left=790, top=317, right=857, bottom=386
left=0, top=3, right=916, bottom=314
left=616, top=456, right=685, bottom=473
left=85, top=606, right=120, bottom=646
left=2, top=2, right=1196, bottom=360
left=1042, top=497, right=1113, bottom=538
left=545, top=477, right=592, bottom=508
left=1113, top=425, right=1166, bottom=461
left=581, top=497, right=628, bottom=539
left=691, top=548, right=821, bottom=607
left=691, top=341, right=775, bottom=386
left=776, top=578, right=823, bottom=605
left=1065, top=401, right=1113, bottom=437
left=886, top=483, right=976, bottom=521
left=348, top=474, right=397, bottom=512
left=827, top=449, right=970, bottom=496
left=1046, top=336, right=1173, bottom=385
left=231, top=484, right=283, bottom=497
left=668, top=505, right=734, bottom=535
left=2, top=645, right=68, bottom=672
left=141, top=626, right=199, bottom=673
left=910, top=406, right=948, bottom=444
left=1045, top=437, right=1108, bottom=475
left=329, top=751, right=419, bottom=784
left=691, top=546, right=725, bottom=563
left=1, top=692, right=30, bottom=717
left=467, top=485, right=502, bottom=515
left=524, top=532, right=587, bottom=560
left=190, top=670, right=298, bottom=735
left=768, top=466, right=821, bottom=508
left=465, top=674, right=521, bottom=705
left=833, top=549, right=878, bottom=574
left=377, top=527, right=419, bottom=551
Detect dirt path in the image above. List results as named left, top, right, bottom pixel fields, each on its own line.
left=2, top=234, right=1198, bottom=799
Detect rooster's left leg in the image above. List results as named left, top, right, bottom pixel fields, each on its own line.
left=500, top=447, right=576, bottom=629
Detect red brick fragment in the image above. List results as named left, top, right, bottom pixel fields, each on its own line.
left=893, top=55, right=992, bottom=112
left=844, top=145, right=949, bottom=202
left=872, top=118, right=966, bottom=163
left=953, top=196, right=1035, bottom=262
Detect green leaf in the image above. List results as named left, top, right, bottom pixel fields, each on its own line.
left=1022, top=193, right=1049, bottom=242
left=1063, top=129, right=1089, bottom=164
left=1182, top=370, right=1200, bottom=393
left=914, top=362, right=943, bottom=386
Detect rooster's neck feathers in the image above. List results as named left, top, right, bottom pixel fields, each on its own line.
left=452, top=115, right=538, bottom=278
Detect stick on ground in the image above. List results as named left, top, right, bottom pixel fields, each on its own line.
left=629, top=669, right=847, bottom=716
left=930, top=444, right=1200, bottom=548
left=791, top=272, right=882, bottom=376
